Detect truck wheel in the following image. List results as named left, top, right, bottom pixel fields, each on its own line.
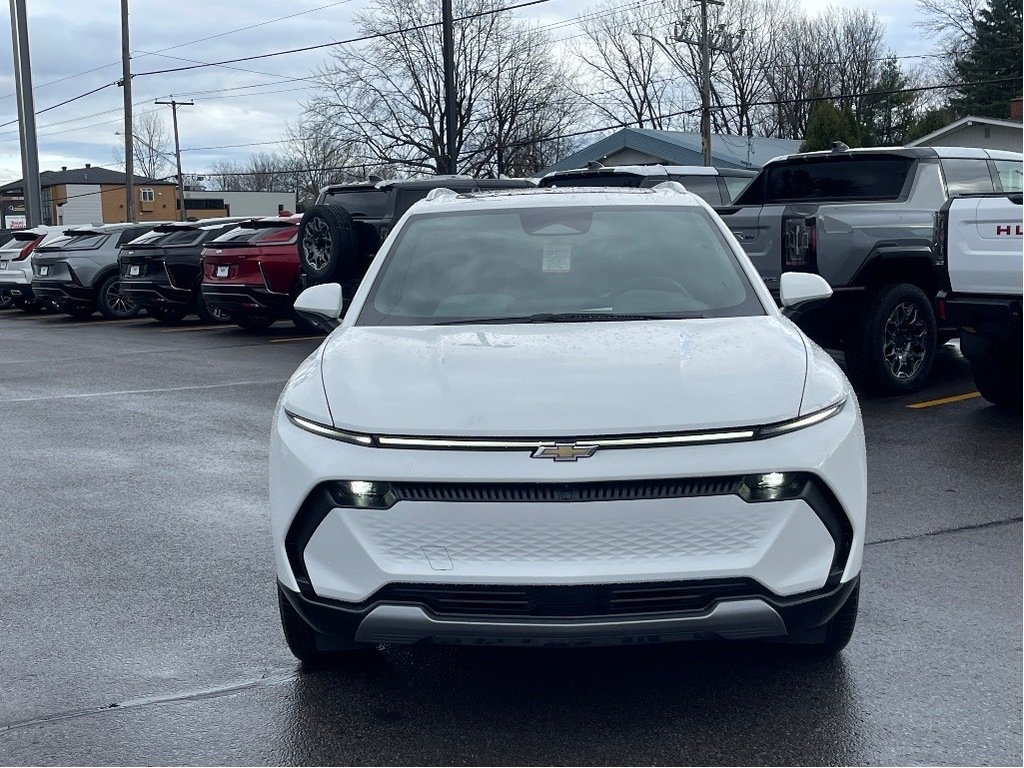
left=971, top=340, right=1022, bottom=409
left=845, top=283, right=936, bottom=395
left=298, top=205, right=360, bottom=284
left=97, top=274, right=141, bottom=320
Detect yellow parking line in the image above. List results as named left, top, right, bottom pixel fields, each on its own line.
left=268, top=335, right=323, bottom=344
left=157, top=324, right=226, bottom=333
left=907, top=391, right=982, bottom=409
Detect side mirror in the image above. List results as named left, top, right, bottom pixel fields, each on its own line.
left=294, top=283, right=345, bottom=332
left=779, top=272, right=832, bottom=309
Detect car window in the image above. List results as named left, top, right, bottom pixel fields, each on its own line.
left=941, top=158, right=995, bottom=195
left=722, top=176, right=752, bottom=203
left=539, top=174, right=645, bottom=188
left=757, top=157, right=914, bottom=202
left=667, top=176, right=722, bottom=205
left=323, top=189, right=389, bottom=217
left=56, top=233, right=109, bottom=251
left=359, top=205, right=765, bottom=326
left=993, top=159, right=1023, bottom=193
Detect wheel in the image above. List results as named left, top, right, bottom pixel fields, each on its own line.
left=278, top=587, right=367, bottom=665
left=97, top=274, right=141, bottom=320
left=146, top=305, right=190, bottom=324
left=971, top=340, right=1022, bottom=409
left=231, top=311, right=276, bottom=332
left=844, top=283, right=936, bottom=394
left=789, top=584, right=859, bottom=654
left=0, top=290, right=13, bottom=310
left=195, top=289, right=231, bottom=324
left=298, top=205, right=360, bottom=285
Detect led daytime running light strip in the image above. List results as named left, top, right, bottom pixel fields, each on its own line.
left=285, top=397, right=846, bottom=451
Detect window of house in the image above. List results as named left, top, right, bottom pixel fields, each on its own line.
left=140, top=188, right=155, bottom=203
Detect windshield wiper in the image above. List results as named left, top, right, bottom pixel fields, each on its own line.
left=436, top=311, right=705, bottom=325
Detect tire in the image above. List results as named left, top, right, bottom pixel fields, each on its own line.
left=971, top=340, right=1022, bottom=409
left=844, top=283, right=936, bottom=395
left=231, top=311, right=276, bottom=332
left=0, top=290, right=13, bottom=310
left=147, top=305, right=190, bottom=324
left=278, top=587, right=367, bottom=665
left=298, top=204, right=360, bottom=284
left=97, top=274, right=141, bottom=320
left=195, top=289, right=231, bottom=324
left=789, top=584, right=859, bottom=655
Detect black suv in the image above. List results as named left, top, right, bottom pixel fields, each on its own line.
left=538, top=164, right=756, bottom=206
left=118, top=218, right=250, bottom=323
left=298, top=175, right=534, bottom=290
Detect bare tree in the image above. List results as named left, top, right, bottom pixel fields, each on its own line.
left=113, top=111, right=172, bottom=180
left=303, top=0, right=579, bottom=175
left=568, top=0, right=681, bottom=130
left=915, top=0, right=982, bottom=79
left=207, top=153, right=296, bottom=192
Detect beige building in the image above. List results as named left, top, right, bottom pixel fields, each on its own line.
left=0, top=165, right=180, bottom=227
left=907, top=116, right=1023, bottom=153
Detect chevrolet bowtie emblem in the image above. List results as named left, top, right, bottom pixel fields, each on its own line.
left=531, top=443, right=599, bottom=461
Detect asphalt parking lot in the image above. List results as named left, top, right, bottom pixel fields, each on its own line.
left=0, top=309, right=1020, bottom=766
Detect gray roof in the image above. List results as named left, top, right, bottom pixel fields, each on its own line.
left=542, top=128, right=803, bottom=173
left=0, top=166, right=174, bottom=193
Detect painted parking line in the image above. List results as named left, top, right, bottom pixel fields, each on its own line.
left=268, top=335, right=324, bottom=344
left=157, top=324, right=227, bottom=333
left=0, top=379, right=289, bottom=403
left=907, top=391, right=982, bottom=409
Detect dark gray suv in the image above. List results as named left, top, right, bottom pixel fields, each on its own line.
left=32, top=222, right=167, bottom=319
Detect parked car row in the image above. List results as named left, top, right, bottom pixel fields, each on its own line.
left=0, top=214, right=312, bottom=331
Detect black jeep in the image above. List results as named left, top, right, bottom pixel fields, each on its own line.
left=297, top=176, right=534, bottom=291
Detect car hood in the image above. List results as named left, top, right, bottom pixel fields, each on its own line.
left=318, top=317, right=809, bottom=437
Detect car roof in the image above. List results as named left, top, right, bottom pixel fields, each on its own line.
left=411, top=184, right=705, bottom=213
left=766, top=146, right=1023, bottom=165
left=320, top=176, right=535, bottom=195
left=542, top=164, right=756, bottom=179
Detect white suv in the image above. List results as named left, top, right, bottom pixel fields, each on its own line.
left=0, top=226, right=66, bottom=310
left=271, top=184, right=866, bottom=662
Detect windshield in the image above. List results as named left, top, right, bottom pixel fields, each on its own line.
left=358, top=205, right=765, bottom=326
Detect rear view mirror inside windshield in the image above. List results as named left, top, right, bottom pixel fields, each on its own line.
left=520, top=209, right=593, bottom=235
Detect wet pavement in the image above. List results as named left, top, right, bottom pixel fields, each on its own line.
left=0, top=309, right=1020, bottom=766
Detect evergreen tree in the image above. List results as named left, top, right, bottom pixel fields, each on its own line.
left=800, top=101, right=861, bottom=151
left=951, top=0, right=1023, bottom=118
left=858, top=57, right=919, bottom=146
left=904, top=106, right=959, bottom=143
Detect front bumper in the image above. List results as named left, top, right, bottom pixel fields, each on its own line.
left=280, top=576, right=859, bottom=647
left=202, top=283, right=293, bottom=317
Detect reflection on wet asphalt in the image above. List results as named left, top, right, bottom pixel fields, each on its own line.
left=0, top=319, right=1019, bottom=765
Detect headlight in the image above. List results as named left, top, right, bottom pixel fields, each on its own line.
left=326, top=480, right=397, bottom=509
left=737, top=472, right=809, bottom=502
left=286, top=411, right=373, bottom=446
left=756, top=397, right=846, bottom=438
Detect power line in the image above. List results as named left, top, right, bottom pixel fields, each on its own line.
left=132, top=0, right=558, bottom=78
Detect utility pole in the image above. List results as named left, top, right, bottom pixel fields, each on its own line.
left=671, top=0, right=743, bottom=166
left=155, top=99, right=194, bottom=221
left=8, top=0, right=42, bottom=227
left=440, top=0, right=457, bottom=175
left=120, top=0, right=134, bottom=222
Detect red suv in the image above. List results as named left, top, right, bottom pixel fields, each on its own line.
left=200, top=215, right=306, bottom=331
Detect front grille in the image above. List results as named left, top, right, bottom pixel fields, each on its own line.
left=390, top=477, right=741, bottom=504
left=377, top=579, right=763, bottom=618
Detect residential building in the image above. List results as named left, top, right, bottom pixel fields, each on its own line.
left=906, top=115, right=1023, bottom=153
left=541, top=128, right=803, bottom=174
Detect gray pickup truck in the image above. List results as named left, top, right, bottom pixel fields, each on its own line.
left=719, top=145, right=1023, bottom=393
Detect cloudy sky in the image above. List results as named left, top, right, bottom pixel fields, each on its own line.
left=0, top=0, right=938, bottom=185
